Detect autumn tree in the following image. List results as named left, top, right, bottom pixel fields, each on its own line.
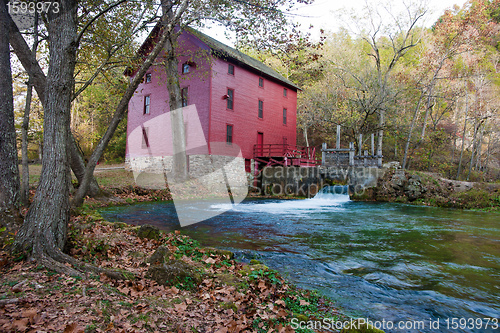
left=6, top=0, right=316, bottom=277
left=72, top=0, right=315, bottom=206
left=348, top=1, right=425, bottom=161
left=8, top=0, right=185, bottom=277
left=0, top=0, right=20, bottom=219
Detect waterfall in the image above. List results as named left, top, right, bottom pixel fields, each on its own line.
left=313, top=185, right=350, bottom=201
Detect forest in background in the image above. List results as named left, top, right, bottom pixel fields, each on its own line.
left=12, top=0, right=500, bottom=181
left=254, top=0, right=500, bottom=181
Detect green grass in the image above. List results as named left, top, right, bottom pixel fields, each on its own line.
left=20, top=163, right=136, bottom=189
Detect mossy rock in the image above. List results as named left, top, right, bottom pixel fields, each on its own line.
left=113, top=222, right=129, bottom=229
left=146, top=245, right=172, bottom=265
left=215, top=272, right=240, bottom=286
left=204, top=247, right=234, bottom=259
left=146, top=259, right=201, bottom=286
left=239, top=264, right=269, bottom=276
left=136, top=224, right=161, bottom=240
left=341, top=319, right=385, bottom=333
left=249, top=259, right=261, bottom=265
left=350, top=189, right=375, bottom=201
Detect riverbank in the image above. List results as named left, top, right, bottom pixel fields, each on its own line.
left=2, top=165, right=497, bottom=331
left=1, top=215, right=354, bottom=332
left=2, top=167, right=370, bottom=333
left=350, top=168, right=500, bottom=211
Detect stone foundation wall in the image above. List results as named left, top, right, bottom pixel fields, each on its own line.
left=125, top=155, right=248, bottom=198
left=259, top=165, right=390, bottom=197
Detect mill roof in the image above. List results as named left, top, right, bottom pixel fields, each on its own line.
left=130, top=24, right=300, bottom=90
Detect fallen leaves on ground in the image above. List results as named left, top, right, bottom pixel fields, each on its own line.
left=1, top=218, right=342, bottom=332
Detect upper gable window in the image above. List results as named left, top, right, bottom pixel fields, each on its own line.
left=182, top=63, right=190, bottom=74
left=145, top=73, right=152, bottom=83
left=283, top=88, right=287, bottom=97
left=258, top=77, right=264, bottom=87
left=228, top=64, right=234, bottom=75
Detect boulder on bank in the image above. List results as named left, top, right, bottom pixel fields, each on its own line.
left=146, top=245, right=172, bottom=265
left=351, top=169, right=500, bottom=209
left=147, top=260, right=201, bottom=286
left=352, top=169, right=434, bottom=202
left=390, top=170, right=407, bottom=191
left=145, top=245, right=201, bottom=286
left=204, top=247, right=234, bottom=259
left=404, top=174, right=427, bottom=201
left=239, top=264, right=269, bottom=276
left=136, top=224, right=161, bottom=240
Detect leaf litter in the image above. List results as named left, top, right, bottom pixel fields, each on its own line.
left=0, top=214, right=345, bottom=332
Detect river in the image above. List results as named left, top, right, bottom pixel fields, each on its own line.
left=99, top=190, right=500, bottom=332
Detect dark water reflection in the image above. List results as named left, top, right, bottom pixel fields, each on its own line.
left=99, top=194, right=500, bottom=332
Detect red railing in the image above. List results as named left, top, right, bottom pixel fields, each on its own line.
left=253, top=144, right=318, bottom=167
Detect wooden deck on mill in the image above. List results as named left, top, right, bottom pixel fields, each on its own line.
left=253, top=144, right=318, bottom=167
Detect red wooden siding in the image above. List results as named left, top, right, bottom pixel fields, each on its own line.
left=126, top=32, right=213, bottom=158
left=209, top=58, right=297, bottom=160
left=126, top=29, right=298, bottom=163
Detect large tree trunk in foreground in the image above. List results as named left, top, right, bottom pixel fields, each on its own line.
left=7, top=12, right=101, bottom=198
left=14, top=0, right=77, bottom=254
left=0, top=0, right=20, bottom=216
left=11, top=0, right=128, bottom=279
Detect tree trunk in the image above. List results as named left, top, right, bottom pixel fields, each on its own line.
left=21, top=11, right=39, bottom=206
left=7, top=11, right=102, bottom=198
left=162, top=0, right=187, bottom=181
left=402, top=91, right=424, bottom=170
left=12, top=4, right=136, bottom=278
left=0, top=0, right=20, bottom=215
left=466, top=120, right=479, bottom=181
left=69, top=135, right=101, bottom=196
left=377, top=110, right=384, bottom=167
left=304, top=126, right=309, bottom=147
left=21, top=81, right=33, bottom=206
left=420, top=56, right=446, bottom=142
left=420, top=87, right=435, bottom=142
left=475, top=125, right=483, bottom=171
left=456, top=93, right=469, bottom=180
left=14, top=0, right=77, bottom=254
left=164, top=33, right=188, bottom=181
left=70, top=12, right=185, bottom=207
left=484, top=133, right=491, bottom=174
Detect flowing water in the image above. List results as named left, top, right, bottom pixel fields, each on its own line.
left=99, top=188, right=500, bottom=332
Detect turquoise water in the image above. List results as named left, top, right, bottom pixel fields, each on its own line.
left=99, top=192, right=500, bottom=332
